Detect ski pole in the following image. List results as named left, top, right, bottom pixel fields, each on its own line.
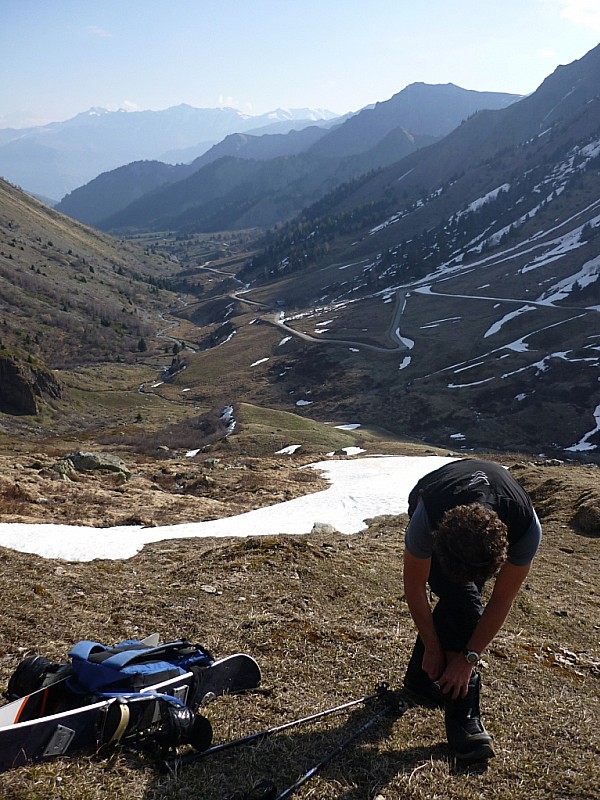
left=233, top=688, right=408, bottom=800
left=163, top=684, right=389, bottom=770
left=272, top=690, right=408, bottom=800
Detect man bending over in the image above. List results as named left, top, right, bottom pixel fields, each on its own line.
left=403, top=458, right=542, bottom=763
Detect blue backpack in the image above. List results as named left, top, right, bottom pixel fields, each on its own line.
left=67, top=639, right=214, bottom=701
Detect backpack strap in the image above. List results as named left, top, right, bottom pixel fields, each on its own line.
left=69, top=641, right=155, bottom=671
left=87, top=647, right=160, bottom=670
left=69, top=641, right=111, bottom=661
left=69, top=640, right=190, bottom=667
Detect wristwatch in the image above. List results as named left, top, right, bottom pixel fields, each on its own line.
left=463, top=648, right=481, bottom=666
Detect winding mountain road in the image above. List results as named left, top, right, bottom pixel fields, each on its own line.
left=230, top=288, right=412, bottom=354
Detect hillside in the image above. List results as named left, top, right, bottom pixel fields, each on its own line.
left=184, top=44, right=600, bottom=458
left=0, top=178, right=191, bottom=372
left=0, top=177, right=215, bottom=419
left=55, top=161, right=194, bottom=227
left=55, top=129, right=331, bottom=227
left=0, top=417, right=598, bottom=798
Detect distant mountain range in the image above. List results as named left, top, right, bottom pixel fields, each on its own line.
left=3, top=44, right=600, bottom=457
left=0, top=105, right=339, bottom=201
left=55, top=83, right=520, bottom=231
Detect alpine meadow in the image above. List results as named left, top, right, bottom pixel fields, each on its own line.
left=0, top=31, right=599, bottom=800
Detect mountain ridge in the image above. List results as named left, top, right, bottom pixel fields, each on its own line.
left=0, top=105, right=339, bottom=200
left=58, top=82, right=519, bottom=232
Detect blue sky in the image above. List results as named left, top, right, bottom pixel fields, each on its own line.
left=2, top=0, right=600, bottom=127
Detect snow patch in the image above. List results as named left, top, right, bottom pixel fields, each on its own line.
left=326, top=447, right=366, bottom=457
left=484, top=305, right=537, bottom=338
left=565, top=403, right=600, bottom=452
left=0, top=456, right=458, bottom=561
left=276, top=445, right=302, bottom=455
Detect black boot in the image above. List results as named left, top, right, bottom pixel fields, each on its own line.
left=403, top=637, right=444, bottom=709
left=444, top=671, right=495, bottom=763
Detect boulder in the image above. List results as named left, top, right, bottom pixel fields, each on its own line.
left=311, top=522, right=338, bottom=535
left=51, top=458, right=77, bottom=480
left=63, top=451, right=131, bottom=479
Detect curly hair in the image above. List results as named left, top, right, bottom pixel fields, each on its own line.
left=432, top=504, right=508, bottom=585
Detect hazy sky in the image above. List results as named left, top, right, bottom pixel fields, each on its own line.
left=2, top=0, right=600, bottom=127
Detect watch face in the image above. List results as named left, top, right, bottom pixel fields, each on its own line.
left=466, top=651, right=479, bottom=664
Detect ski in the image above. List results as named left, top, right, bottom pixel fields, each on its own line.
left=0, top=650, right=260, bottom=773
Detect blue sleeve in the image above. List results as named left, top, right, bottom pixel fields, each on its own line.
left=507, top=510, right=542, bottom=566
left=404, top=499, right=433, bottom=559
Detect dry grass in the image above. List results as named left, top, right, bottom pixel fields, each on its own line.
left=0, top=455, right=598, bottom=799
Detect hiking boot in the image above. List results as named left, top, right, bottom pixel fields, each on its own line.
left=444, top=671, right=495, bottom=763
left=156, top=701, right=196, bottom=748
left=403, top=637, right=444, bottom=709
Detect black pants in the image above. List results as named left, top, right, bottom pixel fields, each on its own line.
left=428, top=555, right=484, bottom=652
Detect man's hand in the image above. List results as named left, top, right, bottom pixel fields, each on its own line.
left=437, top=652, right=473, bottom=699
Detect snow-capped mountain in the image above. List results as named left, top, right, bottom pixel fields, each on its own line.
left=0, top=104, right=338, bottom=201
left=56, top=83, right=519, bottom=229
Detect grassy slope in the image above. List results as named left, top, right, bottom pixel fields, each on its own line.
left=0, top=179, right=187, bottom=367
left=0, top=424, right=598, bottom=799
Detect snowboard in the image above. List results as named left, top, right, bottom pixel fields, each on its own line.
left=0, top=652, right=261, bottom=773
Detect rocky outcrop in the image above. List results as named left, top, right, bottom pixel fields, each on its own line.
left=573, top=489, right=600, bottom=536
left=0, top=355, right=62, bottom=415
left=52, top=451, right=131, bottom=481
left=69, top=451, right=131, bottom=477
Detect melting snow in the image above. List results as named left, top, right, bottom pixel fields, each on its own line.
left=0, top=456, right=457, bottom=561
left=458, top=184, right=510, bottom=218
left=484, top=305, right=537, bottom=338
left=326, top=446, right=366, bottom=457
left=395, top=329, right=415, bottom=349
left=250, top=357, right=270, bottom=367
left=448, top=377, right=495, bottom=388
left=565, top=403, right=600, bottom=452
left=220, top=330, right=237, bottom=344
left=538, top=254, right=600, bottom=304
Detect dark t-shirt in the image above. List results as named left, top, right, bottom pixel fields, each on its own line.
left=405, top=459, right=542, bottom=566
